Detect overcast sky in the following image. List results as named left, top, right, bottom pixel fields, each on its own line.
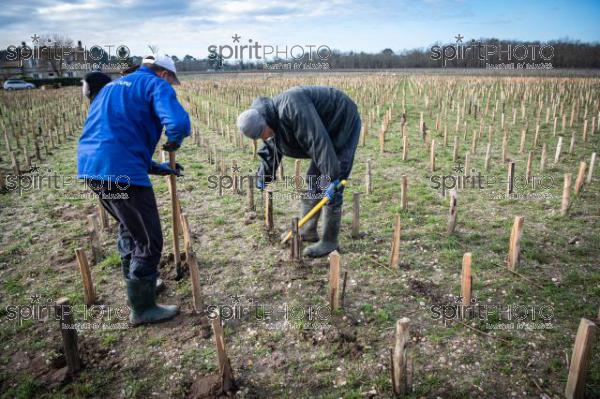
left=1, top=0, right=599, bottom=58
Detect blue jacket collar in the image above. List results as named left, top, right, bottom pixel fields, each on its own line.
left=137, top=65, right=156, bottom=76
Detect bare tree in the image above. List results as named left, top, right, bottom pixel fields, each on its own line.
left=39, top=33, right=74, bottom=77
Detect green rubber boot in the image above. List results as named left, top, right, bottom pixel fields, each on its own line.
left=122, top=259, right=165, bottom=293
left=303, top=203, right=342, bottom=258
left=299, top=195, right=321, bottom=243
left=126, top=278, right=179, bottom=326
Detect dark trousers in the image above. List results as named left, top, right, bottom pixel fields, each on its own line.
left=87, top=180, right=163, bottom=281
left=306, top=115, right=362, bottom=207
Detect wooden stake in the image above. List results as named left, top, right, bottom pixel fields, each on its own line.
left=54, top=298, right=82, bottom=376
left=97, top=200, right=109, bottom=230
left=87, top=214, right=102, bottom=264
left=329, top=251, right=340, bottom=312
left=555, top=137, right=563, bottom=164
left=290, top=217, right=302, bottom=260
left=391, top=317, right=410, bottom=396
left=264, top=188, right=273, bottom=230
left=452, top=136, right=458, bottom=162
left=180, top=213, right=204, bottom=313
left=351, top=192, right=360, bottom=239
left=507, top=216, right=524, bottom=269
left=525, top=151, right=533, bottom=182
left=400, top=175, right=408, bottom=209
left=507, top=162, right=515, bottom=195
left=540, top=143, right=547, bottom=173
left=447, top=189, right=458, bottom=235
left=74, top=249, right=95, bottom=306
left=484, top=143, right=491, bottom=171
left=402, top=135, right=408, bottom=161
left=565, top=318, right=597, bottom=399
left=461, top=253, right=472, bottom=307
left=586, top=152, right=596, bottom=183
left=519, top=129, right=527, bottom=154
left=390, top=214, right=401, bottom=268
left=561, top=173, right=572, bottom=216
left=574, top=162, right=586, bottom=195
left=168, top=151, right=182, bottom=276
left=211, top=317, right=237, bottom=394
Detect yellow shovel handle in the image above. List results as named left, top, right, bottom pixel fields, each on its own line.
left=281, top=180, right=347, bottom=244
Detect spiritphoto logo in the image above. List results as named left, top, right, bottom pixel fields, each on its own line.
left=208, top=34, right=331, bottom=63
left=2, top=166, right=131, bottom=199
left=205, top=294, right=331, bottom=331
left=5, top=33, right=130, bottom=67
left=207, top=170, right=333, bottom=193
left=430, top=34, right=554, bottom=69
left=4, top=294, right=130, bottom=330
left=430, top=297, right=555, bottom=330
left=428, top=162, right=557, bottom=199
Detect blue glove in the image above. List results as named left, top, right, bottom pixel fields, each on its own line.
left=324, top=179, right=341, bottom=201
left=256, top=177, right=266, bottom=190
left=149, top=161, right=184, bottom=176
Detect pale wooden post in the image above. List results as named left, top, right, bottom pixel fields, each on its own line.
left=264, top=188, right=273, bottom=231
left=586, top=152, right=596, bottom=183
left=390, top=214, right=401, bottom=268
left=574, top=162, right=586, bottom=195
left=507, top=216, right=524, bottom=269
left=211, top=317, right=236, bottom=393
left=391, top=318, right=411, bottom=396
left=400, top=175, right=408, bottom=210
left=74, top=249, right=95, bottom=306
left=561, top=174, right=572, bottom=216
left=565, top=318, right=597, bottom=399
left=180, top=213, right=204, bottom=313
left=365, top=159, right=372, bottom=195
left=461, top=253, right=472, bottom=307
left=554, top=136, right=563, bottom=164
left=329, top=251, right=340, bottom=312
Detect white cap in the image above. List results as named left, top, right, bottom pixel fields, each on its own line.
left=143, top=55, right=180, bottom=85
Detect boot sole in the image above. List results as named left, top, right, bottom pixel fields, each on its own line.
left=130, top=309, right=180, bottom=326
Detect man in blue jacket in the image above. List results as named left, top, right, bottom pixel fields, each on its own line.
left=77, top=55, right=190, bottom=325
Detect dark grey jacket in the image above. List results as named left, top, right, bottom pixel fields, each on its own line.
left=252, top=86, right=360, bottom=183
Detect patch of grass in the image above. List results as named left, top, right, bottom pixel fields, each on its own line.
left=98, top=251, right=120, bottom=270
left=0, top=375, right=40, bottom=399
left=4, top=277, right=25, bottom=295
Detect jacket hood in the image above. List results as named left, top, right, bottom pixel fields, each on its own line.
left=251, top=96, right=280, bottom=132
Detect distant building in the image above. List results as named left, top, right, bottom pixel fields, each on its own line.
left=0, top=40, right=125, bottom=82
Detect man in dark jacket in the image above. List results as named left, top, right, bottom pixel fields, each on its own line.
left=78, top=55, right=190, bottom=325
left=237, top=86, right=361, bottom=258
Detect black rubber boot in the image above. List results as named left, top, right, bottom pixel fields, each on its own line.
left=126, top=278, right=178, bottom=326
left=121, top=258, right=130, bottom=280
left=122, top=258, right=165, bottom=294
left=303, top=203, right=342, bottom=258
left=299, top=195, right=321, bottom=242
